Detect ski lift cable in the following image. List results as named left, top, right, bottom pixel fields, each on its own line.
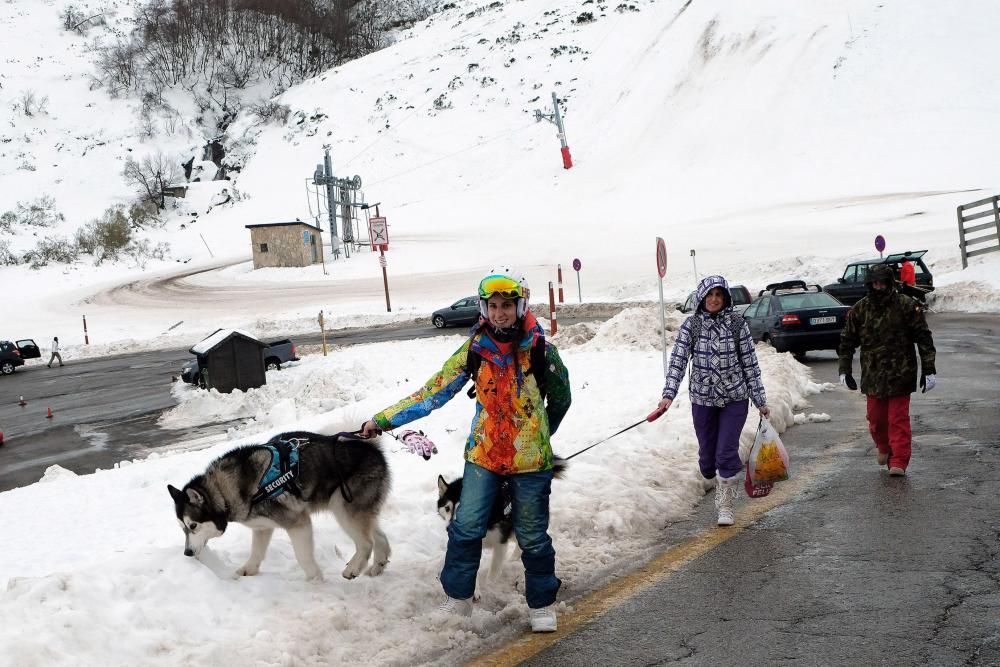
left=364, top=121, right=537, bottom=187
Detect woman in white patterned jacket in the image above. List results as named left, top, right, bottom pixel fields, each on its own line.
left=655, top=275, right=770, bottom=526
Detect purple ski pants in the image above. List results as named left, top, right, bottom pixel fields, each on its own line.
left=692, top=400, right=749, bottom=479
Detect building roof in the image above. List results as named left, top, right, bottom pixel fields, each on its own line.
left=245, top=220, right=323, bottom=232
left=190, top=328, right=265, bottom=355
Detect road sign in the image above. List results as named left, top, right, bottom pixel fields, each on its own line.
left=369, top=216, right=389, bottom=247
left=656, top=237, right=667, bottom=278
left=572, top=258, right=582, bottom=271
left=875, top=235, right=886, bottom=252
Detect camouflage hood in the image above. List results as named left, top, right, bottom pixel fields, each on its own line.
left=694, top=275, right=733, bottom=312
left=864, top=264, right=896, bottom=305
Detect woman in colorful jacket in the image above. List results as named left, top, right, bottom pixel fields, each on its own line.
left=655, top=275, right=769, bottom=526
left=360, top=267, right=571, bottom=632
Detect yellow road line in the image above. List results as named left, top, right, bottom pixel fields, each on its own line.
left=466, top=449, right=841, bottom=667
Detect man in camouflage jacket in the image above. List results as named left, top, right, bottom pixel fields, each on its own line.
left=837, top=264, right=936, bottom=476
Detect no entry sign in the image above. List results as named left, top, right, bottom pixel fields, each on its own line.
left=655, top=237, right=667, bottom=278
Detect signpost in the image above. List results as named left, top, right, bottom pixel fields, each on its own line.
left=368, top=215, right=391, bottom=312
left=656, top=238, right=668, bottom=375
left=689, top=248, right=698, bottom=282
left=572, top=258, right=582, bottom=303
left=318, top=310, right=327, bottom=356
left=875, top=234, right=886, bottom=259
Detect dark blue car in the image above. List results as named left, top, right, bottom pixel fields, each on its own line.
left=432, top=296, right=480, bottom=329
left=743, top=281, right=850, bottom=358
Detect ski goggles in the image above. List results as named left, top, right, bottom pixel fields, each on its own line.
left=478, top=275, right=524, bottom=300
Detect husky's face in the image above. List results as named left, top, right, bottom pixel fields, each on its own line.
left=437, top=475, right=460, bottom=525
left=168, top=484, right=227, bottom=557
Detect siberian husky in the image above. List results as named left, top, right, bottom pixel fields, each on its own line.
left=168, top=430, right=391, bottom=581
left=436, top=458, right=567, bottom=597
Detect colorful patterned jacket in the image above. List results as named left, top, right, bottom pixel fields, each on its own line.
left=373, top=311, right=571, bottom=474
left=661, top=275, right=767, bottom=409
left=837, top=286, right=936, bottom=398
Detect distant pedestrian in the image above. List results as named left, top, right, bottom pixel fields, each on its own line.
left=899, top=258, right=916, bottom=287
left=47, top=336, right=63, bottom=368
left=838, top=264, right=936, bottom=476
left=655, top=275, right=770, bottom=527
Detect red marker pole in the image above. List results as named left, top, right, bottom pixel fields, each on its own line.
left=557, top=264, right=564, bottom=304
left=83, top=314, right=90, bottom=345
left=548, top=281, right=557, bottom=336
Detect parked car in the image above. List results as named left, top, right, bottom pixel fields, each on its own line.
left=823, top=250, right=934, bottom=306
left=179, top=338, right=298, bottom=387
left=679, top=284, right=753, bottom=315
left=431, top=296, right=481, bottom=329
left=743, top=281, right=850, bottom=357
left=0, top=339, right=41, bottom=375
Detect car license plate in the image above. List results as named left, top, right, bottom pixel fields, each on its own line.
left=810, top=316, right=836, bottom=325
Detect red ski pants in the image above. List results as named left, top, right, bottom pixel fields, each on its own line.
left=866, top=395, right=912, bottom=470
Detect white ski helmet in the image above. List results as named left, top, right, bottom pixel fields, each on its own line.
left=478, top=266, right=530, bottom=318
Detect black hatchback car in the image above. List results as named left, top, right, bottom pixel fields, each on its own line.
left=743, top=281, right=850, bottom=357
left=1, top=339, right=41, bottom=375
left=431, top=296, right=480, bottom=329
left=823, top=250, right=934, bottom=306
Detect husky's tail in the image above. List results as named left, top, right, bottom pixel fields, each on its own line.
left=552, top=455, right=569, bottom=478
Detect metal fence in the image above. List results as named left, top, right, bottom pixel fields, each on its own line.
left=956, top=195, right=1000, bottom=268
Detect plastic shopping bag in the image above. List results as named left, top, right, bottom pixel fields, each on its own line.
left=748, top=418, right=790, bottom=485
left=745, top=464, right=773, bottom=498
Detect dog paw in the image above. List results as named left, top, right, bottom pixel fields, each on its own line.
left=473, top=591, right=482, bottom=602
left=235, top=563, right=260, bottom=577
left=342, top=564, right=363, bottom=580
left=305, top=570, right=324, bottom=582
left=367, top=560, right=388, bottom=577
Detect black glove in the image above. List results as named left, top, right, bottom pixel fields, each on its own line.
left=839, top=374, right=857, bottom=391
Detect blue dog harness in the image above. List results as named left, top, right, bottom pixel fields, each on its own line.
left=251, top=438, right=305, bottom=506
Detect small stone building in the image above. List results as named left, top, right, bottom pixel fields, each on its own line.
left=246, top=221, right=324, bottom=269
left=189, top=328, right=266, bottom=394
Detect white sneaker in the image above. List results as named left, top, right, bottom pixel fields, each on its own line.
left=437, top=596, right=473, bottom=617
left=529, top=605, right=557, bottom=632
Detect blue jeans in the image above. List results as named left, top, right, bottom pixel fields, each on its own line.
left=691, top=400, right=749, bottom=479
left=441, top=462, right=561, bottom=608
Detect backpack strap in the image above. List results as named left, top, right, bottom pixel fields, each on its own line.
left=687, top=312, right=747, bottom=376
left=465, top=336, right=547, bottom=400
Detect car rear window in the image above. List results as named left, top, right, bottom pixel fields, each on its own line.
left=777, top=292, right=842, bottom=309
left=730, top=288, right=750, bottom=305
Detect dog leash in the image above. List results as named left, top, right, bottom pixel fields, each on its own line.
left=563, top=407, right=666, bottom=461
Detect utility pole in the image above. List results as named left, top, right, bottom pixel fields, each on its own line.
left=534, top=92, right=573, bottom=169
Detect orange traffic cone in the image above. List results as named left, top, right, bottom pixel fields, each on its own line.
left=46, top=407, right=53, bottom=419
left=18, top=395, right=27, bottom=407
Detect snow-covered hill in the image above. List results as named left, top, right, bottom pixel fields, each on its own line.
left=3, top=0, right=1000, bottom=346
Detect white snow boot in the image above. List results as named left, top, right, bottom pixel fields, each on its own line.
left=715, top=474, right=740, bottom=526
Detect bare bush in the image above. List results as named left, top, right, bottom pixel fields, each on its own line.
left=23, top=237, right=78, bottom=269
left=61, top=5, right=106, bottom=34
left=19, top=90, right=36, bottom=116
left=3, top=196, right=65, bottom=227
left=248, top=100, right=291, bottom=125
left=0, top=240, right=18, bottom=266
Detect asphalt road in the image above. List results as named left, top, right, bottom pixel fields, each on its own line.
left=0, top=317, right=593, bottom=492
left=469, top=312, right=999, bottom=667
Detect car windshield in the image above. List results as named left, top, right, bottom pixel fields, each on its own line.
left=777, top=292, right=842, bottom=309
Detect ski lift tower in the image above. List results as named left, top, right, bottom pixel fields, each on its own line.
left=312, top=147, right=363, bottom=259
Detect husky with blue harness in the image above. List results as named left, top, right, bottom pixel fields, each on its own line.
left=168, top=430, right=391, bottom=581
